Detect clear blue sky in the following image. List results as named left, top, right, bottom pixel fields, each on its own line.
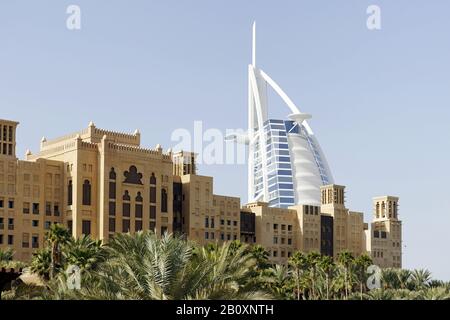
left=1, top=1, right=449, bottom=280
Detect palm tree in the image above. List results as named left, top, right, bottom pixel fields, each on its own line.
left=30, top=248, right=52, bottom=280
left=263, top=264, right=291, bottom=299
left=46, top=224, right=71, bottom=279
left=317, top=255, right=334, bottom=300
left=396, top=269, right=412, bottom=290
left=418, top=286, right=450, bottom=300
left=63, top=235, right=105, bottom=271
left=194, top=240, right=268, bottom=299
left=246, top=245, right=270, bottom=271
left=305, top=252, right=321, bottom=300
left=337, top=250, right=355, bottom=300
left=0, top=248, right=14, bottom=262
left=381, top=268, right=400, bottom=289
left=354, top=254, right=372, bottom=299
left=288, top=251, right=308, bottom=300
left=50, top=232, right=269, bottom=300
left=410, top=269, right=432, bottom=290
left=365, top=288, right=394, bottom=300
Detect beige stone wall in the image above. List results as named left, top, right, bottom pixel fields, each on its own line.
left=370, top=196, right=402, bottom=268
left=244, top=202, right=298, bottom=264
left=213, top=194, right=240, bottom=243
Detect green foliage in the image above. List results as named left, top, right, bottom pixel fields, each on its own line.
left=3, top=230, right=448, bottom=300
left=0, top=248, right=14, bottom=262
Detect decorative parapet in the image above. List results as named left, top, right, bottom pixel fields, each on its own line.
left=40, top=129, right=89, bottom=150
left=106, top=142, right=171, bottom=160
left=28, top=140, right=78, bottom=160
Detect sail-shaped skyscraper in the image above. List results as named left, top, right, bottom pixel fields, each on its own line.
left=227, top=22, right=334, bottom=208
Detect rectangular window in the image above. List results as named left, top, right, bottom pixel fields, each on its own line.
left=46, top=202, right=52, bottom=216
left=123, top=203, right=130, bottom=217
left=122, top=219, right=130, bottom=233
left=211, top=218, right=215, bottom=228
left=0, top=199, right=3, bottom=207
left=288, top=225, right=292, bottom=232
left=32, top=235, right=39, bottom=248
left=273, top=250, right=278, bottom=257
left=227, top=234, right=231, bottom=240
left=149, top=221, right=156, bottom=231
left=8, top=235, right=13, bottom=245
left=274, top=224, right=278, bottom=230
left=44, top=221, right=51, bottom=229
left=150, top=187, right=156, bottom=203
left=109, top=218, right=116, bottom=232
left=23, top=202, right=30, bottom=214
left=8, top=218, right=14, bottom=230
left=68, top=220, right=73, bottom=233
left=109, top=202, right=116, bottom=216
left=82, top=220, right=91, bottom=235
left=0, top=234, right=3, bottom=244
left=205, top=217, right=209, bottom=228
left=135, top=220, right=142, bottom=232
left=281, top=224, right=286, bottom=231
left=233, top=221, right=237, bottom=227
left=32, top=220, right=39, bottom=227
left=135, top=204, right=143, bottom=218
left=8, top=200, right=14, bottom=209
left=33, top=203, right=39, bottom=214
left=288, top=238, right=292, bottom=245
left=109, top=182, right=116, bottom=199
left=227, top=220, right=231, bottom=226
left=220, top=233, right=224, bottom=240
left=0, top=217, right=3, bottom=229
left=54, top=203, right=60, bottom=216
left=211, top=232, right=215, bottom=239
left=205, top=232, right=209, bottom=240
left=220, top=219, right=224, bottom=225
left=22, top=233, right=29, bottom=248
left=273, top=237, right=278, bottom=244
left=150, top=206, right=156, bottom=219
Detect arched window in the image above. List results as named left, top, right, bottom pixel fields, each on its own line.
left=123, top=190, right=130, bottom=201
left=161, top=189, right=168, bottom=213
left=109, top=167, right=116, bottom=180
left=150, top=173, right=156, bottom=185
left=68, top=180, right=73, bottom=206
left=82, top=180, right=91, bottom=205
left=135, top=192, right=143, bottom=202
left=150, top=186, right=156, bottom=204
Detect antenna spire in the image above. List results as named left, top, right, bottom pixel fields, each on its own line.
left=252, top=21, right=256, bottom=67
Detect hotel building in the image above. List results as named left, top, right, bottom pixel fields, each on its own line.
left=0, top=119, right=401, bottom=268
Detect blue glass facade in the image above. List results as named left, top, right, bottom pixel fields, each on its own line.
left=253, top=119, right=332, bottom=208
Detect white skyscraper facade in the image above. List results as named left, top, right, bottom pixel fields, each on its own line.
left=227, top=23, right=334, bottom=208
